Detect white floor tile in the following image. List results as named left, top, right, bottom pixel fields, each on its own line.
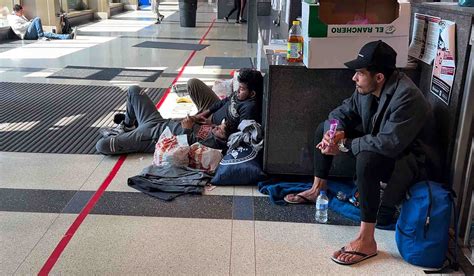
left=1, top=212, right=74, bottom=275
left=254, top=221, right=425, bottom=275
left=231, top=220, right=256, bottom=275
left=49, top=215, right=232, bottom=275
left=0, top=152, right=104, bottom=190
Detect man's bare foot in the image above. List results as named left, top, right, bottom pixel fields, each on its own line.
left=284, top=177, right=327, bottom=203
left=332, top=237, right=377, bottom=264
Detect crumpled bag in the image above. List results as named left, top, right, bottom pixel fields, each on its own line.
left=153, top=127, right=190, bottom=167
left=212, top=79, right=233, bottom=99
left=211, top=70, right=241, bottom=99
left=188, top=142, right=222, bottom=173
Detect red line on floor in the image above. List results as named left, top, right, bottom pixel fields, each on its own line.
left=155, top=18, right=216, bottom=109
left=38, top=18, right=217, bottom=275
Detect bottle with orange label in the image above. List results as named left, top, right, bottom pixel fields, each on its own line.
left=287, top=20, right=303, bottom=63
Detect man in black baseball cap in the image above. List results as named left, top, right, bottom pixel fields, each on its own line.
left=284, top=41, right=439, bottom=266
left=344, top=40, right=397, bottom=71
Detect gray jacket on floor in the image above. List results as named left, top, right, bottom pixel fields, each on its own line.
left=128, top=165, right=212, bottom=201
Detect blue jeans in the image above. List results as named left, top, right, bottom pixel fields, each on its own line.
left=24, top=17, right=71, bottom=40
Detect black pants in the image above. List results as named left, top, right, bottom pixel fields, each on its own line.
left=227, top=0, right=241, bottom=19
left=313, top=122, right=419, bottom=223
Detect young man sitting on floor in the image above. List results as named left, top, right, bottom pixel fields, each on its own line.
left=96, top=85, right=235, bottom=155
left=186, top=68, right=263, bottom=128
left=7, top=4, right=76, bottom=41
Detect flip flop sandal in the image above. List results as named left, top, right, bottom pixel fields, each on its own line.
left=283, top=194, right=314, bottom=204
left=330, top=247, right=378, bottom=266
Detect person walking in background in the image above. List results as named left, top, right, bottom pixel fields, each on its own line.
left=151, top=0, right=165, bottom=24
left=7, top=4, right=75, bottom=40
left=224, top=0, right=245, bottom=24
left=239, top=0, right=247, bottom=23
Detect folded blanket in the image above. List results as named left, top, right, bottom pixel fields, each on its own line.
left=258, top=179, right=360, bottom=222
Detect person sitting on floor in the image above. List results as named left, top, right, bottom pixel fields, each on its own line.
left=96, top=85, right=235, bottom=155
left=7, top=4, right=76, bottom=41
left=284, top=41, right=438, bottom=265
left=186, top=68, right=263, bottom=130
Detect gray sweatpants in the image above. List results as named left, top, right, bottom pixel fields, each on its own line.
left=96, top=85, right=166, bottom=155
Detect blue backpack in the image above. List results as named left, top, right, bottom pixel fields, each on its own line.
left=395, top=181, right=457, bottom=270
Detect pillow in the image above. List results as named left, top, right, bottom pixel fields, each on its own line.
left=211, top=145, right=266, bottom=186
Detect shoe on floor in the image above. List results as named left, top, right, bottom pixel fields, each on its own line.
left=113, top=113, right=126, bottom=124
left=224, top=16, right=229, bottom=22
left=38, top=36, right=50, bottom=41
left=283, top=193, right=315, bottom=204
left=331, top=247, right=378, bottom=265
left=235, top=20, right=242, bottom=24
left=99, top=122, right=135, bottom=137
left=69, top=27, right=77, bottom=39
left=239, top=19, right=247, bottom=23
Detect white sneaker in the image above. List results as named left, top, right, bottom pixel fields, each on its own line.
left=38, top=37, right=50, bottom=41
left=70, top=27, right=77, bottom=39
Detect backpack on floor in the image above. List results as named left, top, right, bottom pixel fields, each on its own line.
left=395, top=181, right=456, bottom=270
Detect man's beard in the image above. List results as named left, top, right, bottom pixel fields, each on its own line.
left=356, top=81, right=377, bottom=95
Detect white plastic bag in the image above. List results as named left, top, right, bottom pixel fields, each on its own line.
left=188, top=142, right=222, bottom=173
left=212, top=79, right=233, bottom=99
left=153, top=127, right=190, bottom=167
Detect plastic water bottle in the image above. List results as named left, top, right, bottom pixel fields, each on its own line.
left=315, top=191, right=329, bottom=223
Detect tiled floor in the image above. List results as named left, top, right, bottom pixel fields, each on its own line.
left=0, top=1, right=454, bottom=275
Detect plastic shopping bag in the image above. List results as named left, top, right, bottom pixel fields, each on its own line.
left=212, top=79, right=233, bottom=99
left=153, top=127, right=190, bottom=167
left=188, top=142, right=222, bottom=173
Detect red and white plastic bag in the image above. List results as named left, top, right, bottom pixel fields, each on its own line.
left=188, top=142, right=222, bottom=173
left=153, top=127, right=190, bottom=167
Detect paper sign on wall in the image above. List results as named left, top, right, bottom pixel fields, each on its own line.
left=430, top=20, right=456, bottom=106
left=408, top=13, right=441, bottom=65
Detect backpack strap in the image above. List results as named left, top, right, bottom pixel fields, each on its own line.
left=423, top=181, right=433, bottom=239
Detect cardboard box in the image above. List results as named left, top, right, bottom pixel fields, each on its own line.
left=301, top=0, right=410, bottom=68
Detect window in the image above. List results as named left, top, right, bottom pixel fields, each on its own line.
left=63, top=0, right=89, bottom=12
left=0, top=0, right=14, bottom=28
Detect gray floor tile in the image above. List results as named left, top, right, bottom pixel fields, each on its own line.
left=204, top=56, right=254, bottom=69
left=134, top=41, right=210, bottom=51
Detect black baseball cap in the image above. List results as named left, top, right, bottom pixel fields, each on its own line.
left=344, top=40, right=397, bottom=70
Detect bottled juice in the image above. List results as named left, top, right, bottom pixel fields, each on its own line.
left=287, top=20, right=303, bottom=63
